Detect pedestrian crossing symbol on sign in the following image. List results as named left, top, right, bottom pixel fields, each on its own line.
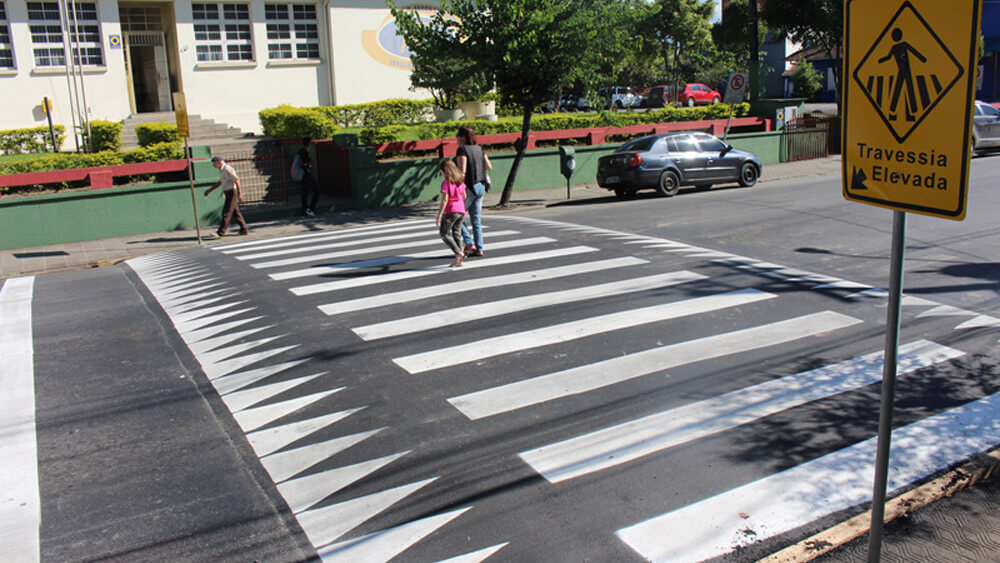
left=852, top=2, right=963, bottom=144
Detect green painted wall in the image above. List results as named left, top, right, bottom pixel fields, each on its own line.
left=0, top=130, right=785, bottom=250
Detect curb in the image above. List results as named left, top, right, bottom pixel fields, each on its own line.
left=759, top=447, right=1000, bottom=562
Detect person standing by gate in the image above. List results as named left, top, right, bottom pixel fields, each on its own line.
left=455, top=126, right=491, bottom=257
left=205, top=155, right=249, bottom=238
left=296, top=137, right=320, bottom=217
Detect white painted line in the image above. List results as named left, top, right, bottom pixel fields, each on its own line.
left=197, top=335, right=286, bottom=366
left=273, top=236, right=557, bottom=282
left=222, top=372, right=326, bottom=412
left=317, top=507, right=471, bottom=562
left=616, top=390, right=1000, bottom=562
left=200, top=344, right=300, bottom=380
left=320, top=256, right=646, bottom=316
left=187, top=325, right=275, bottom=356
left=233, top=388, right=342, bottom=432
left=251, top=230, right=520, bottom=269
left=215, top=219, right=431, bottom=252
left=236, top=228, right=439, bottom=261
left=278, top=451, right=409, bottom=513
left=293, top=244, right=596, bottom=296
left=212, top=359, right=311, bottom=396
left=396, top=288, right=777, bottom=374
left=297, top=477, right=438, bottom=549
left=356, top=270, right=706, bottom=341
left=0, top=277, right=40, bottom=562
left=521, top=340, right=964, bottom=483
left=436, top=543, right=509, bottom=563
left=449, top=311, right=862, bottom=420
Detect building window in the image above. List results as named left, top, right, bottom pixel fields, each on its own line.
left=265, top=3, right=318, bottom=61
left=193, top=2, right=252, bottom=62
left=27, top=1, right=104, bottom=67
left=0, top=1, right=14, bottom=69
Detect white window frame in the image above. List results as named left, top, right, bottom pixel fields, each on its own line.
left=264, top=3, right=319, bottom=62
left=0, top=1, right=14, bottom=70
left=192, top=2, right=253, bottom=63
left=27, top=1, right=104, bottom=68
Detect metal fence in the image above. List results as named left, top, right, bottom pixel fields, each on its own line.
left=782, top=117, right=837, bottom=162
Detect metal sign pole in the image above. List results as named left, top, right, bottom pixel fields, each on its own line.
left=184, top=137, right=202, bottom=245
left=867, top=209, right=907, bottom=562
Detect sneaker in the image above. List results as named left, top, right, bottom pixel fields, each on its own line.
left=463, top=245, right=476, bottom=254
left=238, top=230, right=249, bottom=236
left=450, top=258, right=464, bottom=267
left=305, top=209, right=316, bottom=217
left=210, top=232, right=222, bottom=238
left=468, top=249, right=484, bottom=257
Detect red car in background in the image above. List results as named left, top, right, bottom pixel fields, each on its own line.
left=678, top=83, right=721, bottom=107
left=644, top=83, right=722, bottom=108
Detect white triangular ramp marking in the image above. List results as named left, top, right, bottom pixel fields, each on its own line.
left=233, top=388, right=341, bottom=433
left=247, top=407, right=366, bottom=457
left=316, top=507, right=472, bottom=563
left=260, top=428, right=385, bottom=483
left=223, top=373, right=326, bottom=413
left=161, top=293, right=232, bottom=314
left=436, top=543, right=509, bottom=563
left=212, top=359, right=312, bottom=396
left=955, top=314, right=1000, bottom=329
left=201, top=344, right=300, bottom=380
left=616, top=390, right=1000, bottom=562
left=811, top=280, right=871, bottom=291
left=173, top=308, right=257, bottom=334
left=396, top=288, right=777, bottom=374
left=520, top=340, right=963, bottom=483
left=197, top=335, right=286, bottom=365
left=157, top=285, right=227, bottom=306
left=172, top=301, right=249, bottom=324
left=916, top=304, right=973, bottom=318
left=182, top=316, right=265, bottom=344
left=901, top=295, right=938, bottom=307
left=278, top=451, right=409, bottom=513
left=296, top=478, right=438, bottom=549
left=187, top=325, right=275, bottom=356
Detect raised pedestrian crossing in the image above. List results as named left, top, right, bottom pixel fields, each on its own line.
left=123, top=215, right=1000, bottom=561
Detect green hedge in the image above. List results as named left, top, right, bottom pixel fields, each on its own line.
left=135, top=121, right=180, bottom=147
left=1, top=126, right=66, bottom=155
left=412, top=103, right=751, bottom=141
left=259, top=105, right=339, bottom=139
left=315, top=98, right=434, bottom=127
left=0, top=142, right=185, bottom=195
left=359, top=125, right=408, bottom=145
left=88, top=120, right=123, bottom=152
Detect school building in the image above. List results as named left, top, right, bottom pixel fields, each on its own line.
left=0, top=0, right=439, bottom=136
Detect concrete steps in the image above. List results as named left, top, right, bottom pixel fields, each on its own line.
left=120, top=112, right=246, bottom=150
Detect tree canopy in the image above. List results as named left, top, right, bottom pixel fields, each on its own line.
left=762, top=0, right=843, bottom=105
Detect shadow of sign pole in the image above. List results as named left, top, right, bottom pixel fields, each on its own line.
left=174, top=93, right=202, bottom=245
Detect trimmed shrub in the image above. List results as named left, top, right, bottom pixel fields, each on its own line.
left=0, top=126, right=65, bottom=154
left=122, top=141, right=184, bottom=163
left=359, top=125, right=408, bottom=145
left=135, top=121, right=180, bottom=147
left=88, top=120, right=122, bottom=152
left=259, top=105, right=338, bottom=139
left=316, top=98, right=434, bottom=127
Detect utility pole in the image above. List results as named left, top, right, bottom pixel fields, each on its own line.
left=749, top=0, right=760, bottom=103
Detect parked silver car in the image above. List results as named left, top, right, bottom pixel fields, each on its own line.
left=973, top=100, right=1000, bottom=155
left=596, top=132, right=762, bottom=199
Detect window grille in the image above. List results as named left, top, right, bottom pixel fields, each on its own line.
left=1, top=2, right=16, bottom=69
left=27, top=1, right=104, bottom=67
left=265, top=3, right=318, bottom=61
left=193, top=2, right=252, bottom=62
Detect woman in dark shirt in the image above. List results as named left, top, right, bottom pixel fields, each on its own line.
left=455, top=126, right=492, bottom=256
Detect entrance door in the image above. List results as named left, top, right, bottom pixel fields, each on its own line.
left=125, top=33, right=170, bottom=112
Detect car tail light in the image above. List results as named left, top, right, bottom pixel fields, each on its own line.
left=627, top=153, right=642, bottom=167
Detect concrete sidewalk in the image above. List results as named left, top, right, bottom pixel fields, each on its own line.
left=0, top=156, right=843, bottom=278
left=3, top=153, right=999, bottom=562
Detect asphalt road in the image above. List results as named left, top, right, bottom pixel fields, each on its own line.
left=6, top=155, right=1000, bottom=562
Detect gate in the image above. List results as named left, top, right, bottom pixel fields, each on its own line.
left=782, top=117, right=836, bottom=162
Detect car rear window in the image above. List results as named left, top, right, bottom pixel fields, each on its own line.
left=619, top=137, right=657, bottom=152
left=980, top=103, right=1000, bottom=117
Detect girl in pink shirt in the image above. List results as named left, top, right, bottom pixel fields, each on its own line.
left=436, top=159, right=467, bottom=267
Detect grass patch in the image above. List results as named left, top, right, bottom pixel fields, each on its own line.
left=0, top=152, right=55, bottom=165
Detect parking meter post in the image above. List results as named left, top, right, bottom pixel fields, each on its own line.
left=559, top=146, right=576, bottom=199
left=723, top=105, right=735, bottom=142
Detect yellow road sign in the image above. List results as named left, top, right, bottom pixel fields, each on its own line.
left=843, top=0, right=981, bottom=220
left=172, top=92, right=191, bottom=138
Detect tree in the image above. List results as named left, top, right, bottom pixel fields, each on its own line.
left=391, top=0, right=639, bottom=206
left=712, top=0, right=767, bottom=72
left=791, top=59, right=823, bottom=100
left=761, top=0, right=843, bottom=109
left=643, top=0, right=716, bottom=86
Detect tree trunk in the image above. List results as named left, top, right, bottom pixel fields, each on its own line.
left=499, top=105, right=533, bottom=207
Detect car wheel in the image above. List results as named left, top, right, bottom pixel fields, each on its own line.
left=614, top=100, right=624, bottom=109
left=657, top=170, right=681, bottom=197
left=712, top=97, right=720, bottom=105
left=739, top=163, right=759, bottom=187
left=686, top=98, right=695, bottom=108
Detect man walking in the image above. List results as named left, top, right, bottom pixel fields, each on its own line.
left=297, top=137, right=319, bottom=217
left=205, top=155, right=249, bottom=238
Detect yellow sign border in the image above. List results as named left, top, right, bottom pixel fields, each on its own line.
left=842, top=0, right=981, bottom=220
